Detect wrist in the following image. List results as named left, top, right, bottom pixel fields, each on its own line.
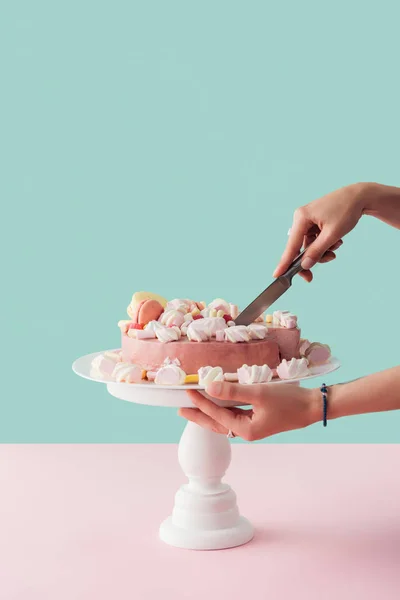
left=307, top=387, right=323, bottom=426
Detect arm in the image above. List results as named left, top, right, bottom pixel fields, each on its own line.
left=317, top=365, right=400, bottom=421
left=180, top=366, right=400, bottom=441
left=363, top=182, right=400, bottom=229
left=274, top=182, right=400, bottom=282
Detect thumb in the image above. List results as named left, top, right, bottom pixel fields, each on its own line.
left=301, top=228, right=337, bottom=270
left=206, top=381, right=251, bottom=404
left=206, top=381, right=261, bottom=406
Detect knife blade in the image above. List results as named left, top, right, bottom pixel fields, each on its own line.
left=234, top=250, right=306, bottom=326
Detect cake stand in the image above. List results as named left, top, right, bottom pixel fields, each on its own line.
left=73, top=351, right=340, bottom=550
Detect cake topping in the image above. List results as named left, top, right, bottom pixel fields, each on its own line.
left=247, top=323, right=268, bottom=340
left=187, top=319, right=212, bottom=342
left=184, top=374, right=199, bottom=384
left=276, top=358, right=309, bottom=380
left=127, top=291, right=167, bottom=319
left=272, top=310, right=298, bottom=329
left=224, top=325, right=251, bottom=343
left=155, top=364, right=186, bottom=385
left=112, top=362, right=145, bottom=383
left=229, top=304, right=239, bottom=320
left=198, top=366, right=224, bottom=386
left=154, top=324, right=181, bottom=343
left=238, top=364, right=273, bottom=384
left=165, top=299, right=193, bottom=314
left=303, top=342, right=331, bottom=365
left=208, top=298, right=231, bottom=314
left=159, top=309, right=185, bottom=328
left=91, top=351, right=122, bottom=379
left=265, top=314, right=273, bottom=324
left=299, top=338, right=311, bottom=356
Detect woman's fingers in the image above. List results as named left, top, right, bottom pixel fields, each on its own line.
left=273, top=210, right=310, bottom=277
left=300, top=228, right=338, bottom=270
left=178, top=407, right=228, bottom=434
left=186, top=390, right=253, bottom=438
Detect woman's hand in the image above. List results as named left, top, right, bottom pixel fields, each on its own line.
left=274, top=183, right=368, bottom=282
left=179, top=382, right=318, bottom=441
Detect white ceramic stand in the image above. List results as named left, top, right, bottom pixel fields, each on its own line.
left=73, top=352, right=340, bottom=550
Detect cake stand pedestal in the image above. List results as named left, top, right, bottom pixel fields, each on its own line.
left=73, top=352, right=340, bottom=551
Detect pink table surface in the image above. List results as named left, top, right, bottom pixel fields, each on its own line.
left=1, top=444, right=399, bottom=600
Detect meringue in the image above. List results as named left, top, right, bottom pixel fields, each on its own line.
left=208, top=298, right=230, bottom=314
left=276, top=358, right=310, bottom=380
left=91, top=351, right=121, bottom=380
left=155, top=364, right=186, bottom=385
left=165, top=299, right=193, bottom=314
left=237, top=364, right=273, bottom=385
left=198, top=366, right=224, bottom=386
left=155, top=324, right=181, bottom=343
left=112, top=362, right=144, bottom=383
left=159, top=309, right=185, bottom=328
left=187, top=319, right=213, bottom=342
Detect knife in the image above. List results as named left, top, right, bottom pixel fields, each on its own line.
left=234, top=250, right=306, bottom=326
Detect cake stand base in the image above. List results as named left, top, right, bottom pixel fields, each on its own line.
left=73, top=351, right=340, bottom=551
left=160, top=516, right=254, bottom=551
left=158, top=421, right=254, bottom=550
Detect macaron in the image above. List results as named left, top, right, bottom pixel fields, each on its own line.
left=131, top=299, right=164, bottom=326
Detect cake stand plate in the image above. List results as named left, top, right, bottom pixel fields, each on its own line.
left=73, top=352, right=340, bottom=550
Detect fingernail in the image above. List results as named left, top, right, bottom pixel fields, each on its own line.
left=207, top=381, right=223, bottom=396
left=301, top=257, right=315, bottom=270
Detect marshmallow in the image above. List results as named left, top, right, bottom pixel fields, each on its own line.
left=224, top=325, right=251, bottom=343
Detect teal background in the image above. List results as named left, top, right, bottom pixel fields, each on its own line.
left=1, top=1, right=399, bottom=443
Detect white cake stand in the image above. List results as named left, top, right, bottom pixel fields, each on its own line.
left=73, top=351, right=340, bottom=550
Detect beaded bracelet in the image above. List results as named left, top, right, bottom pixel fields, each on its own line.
left=321, top=383, right=328, bottom=427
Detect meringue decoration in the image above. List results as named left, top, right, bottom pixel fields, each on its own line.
left=187, top=319, right=213, bottom=342
left=155, top=324, right=181, bottom=343
left=247, top=323, right=268, bottom=340
left=304, top=342, right=331, bottom=365
left=112, top=362, right=145, bottom=383
left=208, top=298, right=231, bottom=314
left=155, top=364, right=187, bottom=385
left=90, top=351, right=122, bottom=380
left=165, top=299, right=193, bottom=314
left=159, top=309, right=185, bottom=328
left=198, top=366, right=224, bottom=386
left=276, top=358, right=310, bottom=380
left=237, top=364, right=273, bottom=385
left=224, top=325, right=251, bottom=343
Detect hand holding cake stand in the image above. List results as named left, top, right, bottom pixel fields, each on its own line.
left=73, top=351, right=340, bottom=551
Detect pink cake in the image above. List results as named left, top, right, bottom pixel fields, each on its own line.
left=91, top=292, right=331, bottom=385
left=121, top=325, right=299, bottom=373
